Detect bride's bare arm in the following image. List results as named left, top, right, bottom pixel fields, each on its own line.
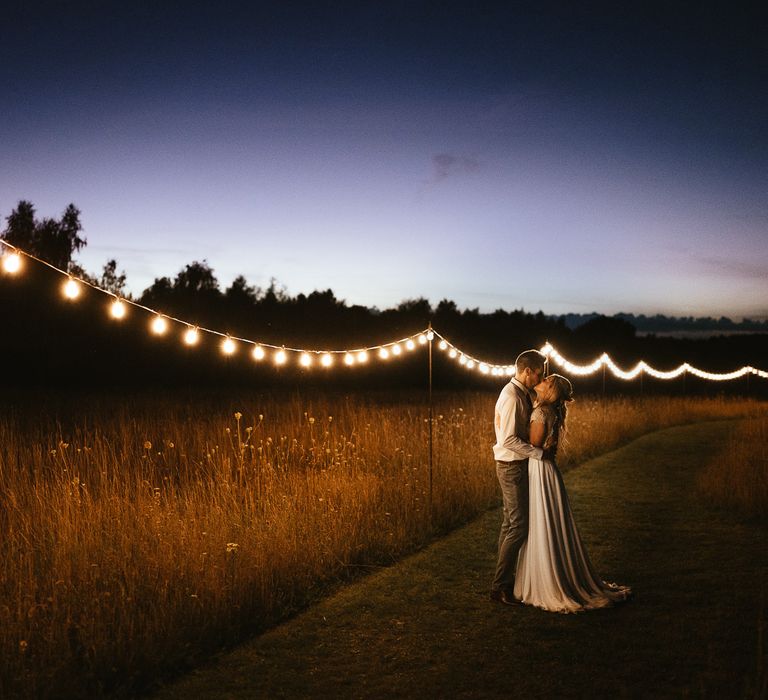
left=530, top=419, right=546, bottom=447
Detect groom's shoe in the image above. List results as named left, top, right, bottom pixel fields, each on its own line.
left=489, top=589, right=524, bottom=606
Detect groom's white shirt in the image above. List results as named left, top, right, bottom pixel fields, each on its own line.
left=492, top=377, right=544, bottom=462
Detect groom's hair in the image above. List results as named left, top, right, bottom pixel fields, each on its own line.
left=515, top=349, right=546, bottom=373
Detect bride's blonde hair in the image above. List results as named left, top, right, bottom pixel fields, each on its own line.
left=549, top=374, right=574, bottom=437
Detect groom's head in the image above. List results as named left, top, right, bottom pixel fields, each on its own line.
left=514, top=349, right=546, bottom=389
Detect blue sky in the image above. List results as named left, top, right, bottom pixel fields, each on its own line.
left=2, top=2, right=766, bottom=318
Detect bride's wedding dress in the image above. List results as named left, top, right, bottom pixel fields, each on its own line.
left=514, top=404, right=631, bottom=613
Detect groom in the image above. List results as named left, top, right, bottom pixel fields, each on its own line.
left=490, top=349, right=547, bottom=605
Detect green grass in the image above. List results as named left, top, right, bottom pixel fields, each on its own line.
left=153, top=420, right=768, bottom=699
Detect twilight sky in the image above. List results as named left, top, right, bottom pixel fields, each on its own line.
left=2, top=1, right=766, bottom=319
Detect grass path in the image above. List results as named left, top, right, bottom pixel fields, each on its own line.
left=154, top=420, right=767, bottom=698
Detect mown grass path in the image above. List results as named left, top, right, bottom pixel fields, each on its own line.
left=155, top=420, right=767, bottom=698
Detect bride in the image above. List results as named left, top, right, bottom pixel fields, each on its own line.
left=514, top=374, right=632, bottom=613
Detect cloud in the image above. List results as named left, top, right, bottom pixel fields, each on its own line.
left=429, top=153, right=480, bottom=183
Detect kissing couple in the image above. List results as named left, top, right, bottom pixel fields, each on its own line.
left=490, top=349, right=632, bottom=613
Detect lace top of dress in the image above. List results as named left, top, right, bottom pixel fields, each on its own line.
left=531, top=404, right=559, bottom=453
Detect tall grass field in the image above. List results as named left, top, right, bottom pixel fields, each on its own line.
left=1, top=392, right=765, bottom=698
left=698, top=415, right=768, bottom=521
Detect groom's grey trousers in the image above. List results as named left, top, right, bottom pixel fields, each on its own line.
left=492, top=457, right=529, bottom=592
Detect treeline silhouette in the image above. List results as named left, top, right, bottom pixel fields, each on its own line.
left=2, top=201, right=767, bottom=396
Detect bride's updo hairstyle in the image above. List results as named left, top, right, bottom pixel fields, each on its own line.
left=550, top=374, right=574, bottom=436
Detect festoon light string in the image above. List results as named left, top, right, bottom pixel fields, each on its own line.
left=2, top=241, right=766, bottom=381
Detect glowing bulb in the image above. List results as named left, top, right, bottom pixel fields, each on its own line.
left=2, top=253, right=22, bottom=274
left=275, top=349, right=287, bottom=365
left=480, top=363, right=489, bottom=374
left=541, top=343, right=554, bottom=356
left=300, top=353, right=312, bottom=367
left=151, top=315, right=168, bottom=335
left=449, top=348, right=458, bottom=359
left=252, top=345, right=265, bottom=361
left=418, top=334, right=427, bottom=345
left=406, top=339, right=415, bottom=351
left=222, top=337, right=236, bottom=355
left=321, top=353, right=333, bottom=367
left=426, top=330, right=434, bottom=341
left=344, top=353, right=354, bottom=366
left=392, top=344, right=402, bottom=356
left=459, top=355, right=467, bottom=365
left=184, top=327, right=199, bottom=346
left=357, top=351, right=369, bottom=363
left=438, top=340, right=448, bottom=350
left=506, top=367, right=515, bottom=376
left=467, top=360, right=476, bottom=370
left=110, top=299, right=126, bottom=319
left=63, top=278, right=80, bottom=300
left=379, top=348, right=390, bottom=360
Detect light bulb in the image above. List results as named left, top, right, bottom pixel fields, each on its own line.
left=438, top=340, right=448, bottom=350
left=252, top=345, right=265, bottom=360
left=467, top=360, right=476, bottom=370
left=418, top=334, right=427, bottom=345
left=222, top=337, right=236, bottom=355
left=184, top=327, right=199, bottom=346
left=275, top=349, right=287, bottom=365
left=344, top=353, right=354, bottom=365
left=321, top=353, right=333, bottom=367
left=459, top=355, right=467, bottom=365
left=357, top=351, right=368, bottom=363
left=406, top=339, right=415, bottom=351
left=426, top=330, right=434, bottom=341
left=151, top=316, right=168, bottom=335
left=110, top=299, right=126, bottom=319
left=300, top=353, right=312, bottom=367
left=449, top=349, right=457, bottom=359
left=2, top=253, right=22, bottom=274
left=63, top=278, right=80, bottom=300
left=379, top=348, right=390, bottom=360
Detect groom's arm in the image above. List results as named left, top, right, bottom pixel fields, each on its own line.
left=497, top=394, right=543, bottom=460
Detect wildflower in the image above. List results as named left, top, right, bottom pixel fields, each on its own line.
left=258, top=414, right=264, bottom=421
left=19, top=640, right=28, bottom=653
left=246, top=427, right=252, bottom=434
left=309, top=417, right=315, bottom=424
left=234, top=412, right=242, bottom=420
left=225, top=428, right=231, bottom=434
left=168, top=442, right=174, bottom=448
left=328, top=416, right=333, bottom=422
left=143, top=441, right=152, bottom=450
left=226, top=542, right=239, bottom=553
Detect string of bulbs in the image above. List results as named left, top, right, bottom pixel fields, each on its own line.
left=1, top=240, right=766, bottom=381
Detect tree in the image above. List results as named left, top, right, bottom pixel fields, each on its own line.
left=173, top=260, right=220, bottom=294
left=2, top=200, right=36, bottom=249
left=1, top=200, right=86, bottom=269
left=99, top=259, right=127, bottom=296
left=225, top=275, right=259, bottom=304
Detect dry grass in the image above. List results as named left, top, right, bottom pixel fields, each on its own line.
left=0, top=392, right=765, bottom=698
left=698, top=416, right=768, bottom=522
